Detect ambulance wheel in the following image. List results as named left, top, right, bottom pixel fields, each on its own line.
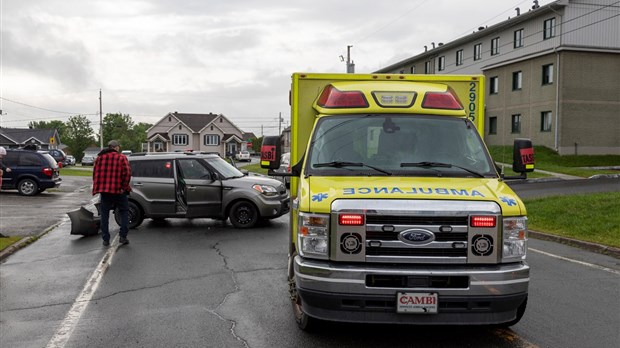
left=114, top=201, right=144, bottom=229
left=289, top=253, right=319, bottom=331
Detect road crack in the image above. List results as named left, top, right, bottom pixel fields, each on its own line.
left=206, top=241, right=250, bottom=348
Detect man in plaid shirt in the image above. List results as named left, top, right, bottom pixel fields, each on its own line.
left=93, top=140, right=132, bottom=246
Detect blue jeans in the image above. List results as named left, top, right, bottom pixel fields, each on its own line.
left=100, top=192, right=129, bottom=242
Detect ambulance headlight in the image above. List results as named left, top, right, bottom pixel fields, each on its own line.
left=502, top=217, right=528, bottom=262
left=298, top=213, right=329, bottom=259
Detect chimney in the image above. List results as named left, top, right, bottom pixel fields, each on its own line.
left=424, top=45, right=428, bottom=52
left=431, top=42, right=435, bottom=49
left=515, top=7, right=521, bottom=16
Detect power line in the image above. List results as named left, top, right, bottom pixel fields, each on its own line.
left=0, top=97, right=94, bottom=115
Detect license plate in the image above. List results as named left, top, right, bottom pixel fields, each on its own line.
left=396, top=292, right=438, bottom=314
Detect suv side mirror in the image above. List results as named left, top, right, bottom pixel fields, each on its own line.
left=512, top=138, right=535, bottom=174
left=260, top=136, right=281, bottom=170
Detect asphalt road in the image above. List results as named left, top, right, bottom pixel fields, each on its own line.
left=1, top=175, right=619, bottom=347
left=0, top=175, right=94, bottom=238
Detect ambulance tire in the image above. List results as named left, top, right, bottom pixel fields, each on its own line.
left=289, top=253, right=319, bottom=332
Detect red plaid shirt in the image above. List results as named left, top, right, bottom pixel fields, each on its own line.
left=92, top=149, right=132, bottom=195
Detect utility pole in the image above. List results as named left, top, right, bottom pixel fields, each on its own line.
left=99, top=89, right=103, bottom=149
left=278, top=112, right=283, bottom=135
left=344, top=45, right=355, bottom=73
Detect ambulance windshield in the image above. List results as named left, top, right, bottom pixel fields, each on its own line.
left=307, top=115, right=495, bottom=178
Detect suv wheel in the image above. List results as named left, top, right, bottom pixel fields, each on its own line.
left=18, top=178, right=39, bottom=196
left=114, top=201, right=144, bottom=229
left=229, top=201, right=259, bottom=228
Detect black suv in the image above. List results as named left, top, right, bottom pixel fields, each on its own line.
left=116, top=152, right=289, bottom=229
left=43, top=149, right=68, bottom=167
left=1, top=149, right=62, bottom=195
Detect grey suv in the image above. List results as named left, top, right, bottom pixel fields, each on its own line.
left=117, top=152, right=289, bottom=229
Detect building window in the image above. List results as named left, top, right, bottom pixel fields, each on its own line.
left=542, top=64, right=554, bottom=85
left=514, top=29, right=524, bottom=48
left=172, top=134, right=188, bottom=146
left=474, top=43, right=482, bottom=61
left=424, top=61, right=431, bottom=74
left=456, top=49, right=463, bottom=66
left=541, top=111, right=552, bottom=132
left=544, top=18, right=556, bottom=39
left=489, top=117, right=498, bottom=135
left=204, top=134, right=220, bottom=146
left=491, top=37, right=499, bottom=55
left=512, top=71, right=523, bottom=90
left=489, top=76, right=499, bottom=95
left=511, top=114, right=521, bottom=133
left=438, top=56, right=445, bottom=71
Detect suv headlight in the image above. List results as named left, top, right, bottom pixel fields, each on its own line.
left=298, top=212, right=329, bottom=259
left=502, top=216, right=528, bottom=262
left=252, top=184, right=278, bottom=196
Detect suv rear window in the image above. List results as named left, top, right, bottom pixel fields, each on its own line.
left=40, top=153, right=59, bottom=168
left=131, top=159, right=173, bottom=178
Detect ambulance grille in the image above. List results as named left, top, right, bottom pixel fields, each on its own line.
left=366, top=215, right=468, bottom=225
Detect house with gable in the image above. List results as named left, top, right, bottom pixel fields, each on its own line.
left=145, top=112, right=247, bottom=157
left=0, top=127, right=62, bottom=151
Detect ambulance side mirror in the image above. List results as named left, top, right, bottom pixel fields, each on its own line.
left=260, top=136, right=281, bottom=170
left=512, top=139, right=535, bottom=174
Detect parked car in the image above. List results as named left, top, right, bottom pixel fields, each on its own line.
left=1, top=149, right=62, bottom=195
left=121, top=150, right=132, bottom=157
left=65, top=155, right=76, bottom=165
left=115, top=152, right=289, bottom=229
left=235, top=150, right=251, bottom=162
left=81, top=155, right=96, bottom=166
left=273, top=152, right=291, bottom=188
left=42, top=149, right=68, bottom=167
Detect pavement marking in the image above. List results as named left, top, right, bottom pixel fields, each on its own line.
left=530, top=248, right=620, bottom=275
left=46, top=235, right=119, bottom=348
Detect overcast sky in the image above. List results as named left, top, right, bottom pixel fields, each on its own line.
left=1, top=0, right=554, bottom=137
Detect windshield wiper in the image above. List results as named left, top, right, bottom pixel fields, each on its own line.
left=314, top=161, right=392, bottom=176
left=400, top=161, right=485, bottom=178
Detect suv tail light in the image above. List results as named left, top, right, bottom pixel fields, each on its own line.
left=42, top=168, right=54, bottom=178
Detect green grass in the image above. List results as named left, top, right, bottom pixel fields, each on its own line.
left=241, top=163, right=269, bottom=175
left=524, top=192, right=620, bottom=248
left=488, top=146, right=620, bottom=178
left=0, top=236, right=23, bottom=251
left=60, top=167, right=93, bottom=177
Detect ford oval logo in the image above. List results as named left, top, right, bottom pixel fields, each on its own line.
left=398, top=229, right=435, bottom=245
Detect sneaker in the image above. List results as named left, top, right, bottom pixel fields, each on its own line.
left=119, top=237, right=129, bottom=245
left=103, top=240, right=110, bottom=246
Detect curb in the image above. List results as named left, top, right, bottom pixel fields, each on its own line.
left=529, top=230, right=620, bottom=259
left=0, top=222, right=63, bottom=262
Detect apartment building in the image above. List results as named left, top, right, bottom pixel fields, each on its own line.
left=376, top=0, right=619, bottom=155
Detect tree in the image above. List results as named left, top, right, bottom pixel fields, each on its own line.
left=251, top=136, right=263, bottom=154
left=63, top=116, right=95, bottom=161
left=101, top=113, right=151, bottom=153
left=28, top=120, right=67, bottom=140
